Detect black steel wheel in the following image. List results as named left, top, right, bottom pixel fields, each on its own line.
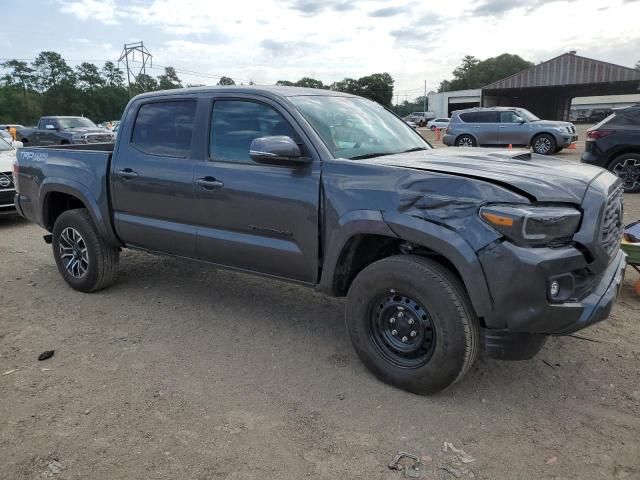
left=369, top=292, right=436, bottom=369
left=610, top=154, right=640, bottom=193
left=346, top=255, right=479, bottom=395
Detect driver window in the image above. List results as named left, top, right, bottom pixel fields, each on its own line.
left=501, top=112, right=522, bottom=123
left=209, top=100, right=298, bottom=164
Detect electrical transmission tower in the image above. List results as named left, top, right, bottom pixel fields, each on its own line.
left=118, top=41, right=153, bottom=98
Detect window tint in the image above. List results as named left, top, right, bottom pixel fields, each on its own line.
left=131, top=101, right=196, bottom=157
left=500, top=111, right=523, bottom=123
left=210, top=100, right=297, bottom=163
left=460, top=111, right=499, bottom=123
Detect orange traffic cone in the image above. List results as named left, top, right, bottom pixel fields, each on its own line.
left=568, top=143, right=577, bottom=149
left=435, top=128, right=441, bottom=141
left=508, top=144, right=512, bottom=150
left=635, top=278, right=640, bottom=297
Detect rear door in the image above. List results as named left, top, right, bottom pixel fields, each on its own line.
left=498, top=111, right=528, bottom=145
left=192, top=95, right=321, bottom=283
left=110, top=98, right=200, bottom=257
left=460, top=112, right=499, bottom=145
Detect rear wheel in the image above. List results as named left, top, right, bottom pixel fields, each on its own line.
left=346, top=255, right=479, bottom=395
left=531, top=134, right=556, bottom=155
left=52, top=209, right=119, bottom=292
left=610, top=153, right=640, bottom=193
left=456, top=135, right=477, bottom=147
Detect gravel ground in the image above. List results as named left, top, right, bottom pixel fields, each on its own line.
left=1, top=133, right=639, bottom=479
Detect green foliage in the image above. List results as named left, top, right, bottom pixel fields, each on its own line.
left=158, top=67, right=183, bottom=90
left=438, top=53, right=534, bottom=92
left=391, top=96, right=428, bottom=117
left=635, top=60, right=640, bottom=70
left=217, top=76, right=236, bottom=86
left=275, top=80, right=295, bottom=86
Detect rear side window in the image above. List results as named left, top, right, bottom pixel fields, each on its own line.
left=209, top=100, right=297, bottom=164
left=459, top=112, right=499, bottom=123
left=131, top=101, right=197, bottom=157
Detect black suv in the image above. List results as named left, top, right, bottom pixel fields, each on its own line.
left=581, top=105, right=640, bottom=193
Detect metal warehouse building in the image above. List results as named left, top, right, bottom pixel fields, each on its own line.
left=481, top=51, right=640, bottom=120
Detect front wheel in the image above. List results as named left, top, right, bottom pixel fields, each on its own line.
left=531, top=134, right=556, bottom=155
left=52, top=208, right=119, bottom=292
left=610, top=153, right=640, bottom=193
left=346, top=255, right=479, bottom=395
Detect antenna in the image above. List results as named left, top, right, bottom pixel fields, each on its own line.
left=118, top=41, right=153, bottom=98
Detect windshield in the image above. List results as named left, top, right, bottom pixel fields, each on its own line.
left=57, top=117, right=97, bottom=129
left=0, top=137, right=12, bottom=151
left=516, top=108, right=540, bottom=122
left=289, top=96, right=431, bottom=159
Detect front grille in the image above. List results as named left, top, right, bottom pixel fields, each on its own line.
left=0, top=172, right=14, bottom=190
left=600, top=185, right=624, bottom=258
left=569, top=125, right=576, bottom=134
left=87, top=135, right=112, bottom=143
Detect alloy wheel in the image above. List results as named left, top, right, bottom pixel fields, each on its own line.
left=612, top=158, right=640, bottom=191
left=59, top=227, right=89, bottom=278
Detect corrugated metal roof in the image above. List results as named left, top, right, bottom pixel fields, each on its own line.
left=483, top=53, right=640, bottom=90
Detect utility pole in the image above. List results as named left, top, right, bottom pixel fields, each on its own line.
left=423, top=80, right=427, bottom=113
left=118, top=41, right=153, bottom=98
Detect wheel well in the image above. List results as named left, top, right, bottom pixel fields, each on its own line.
left=60, top=140, right=70, bottom=145
left=43, top=192, right=86, bottom=230
left=607, top=148, right=640, bottom=168
left=332, top=234, right=463, bottom=297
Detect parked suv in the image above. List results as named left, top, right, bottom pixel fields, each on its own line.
left=443, top=107, right=578, bottom=155
left=581, top=105, right=640, bottom=193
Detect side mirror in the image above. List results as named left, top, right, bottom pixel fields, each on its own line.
left=249, top=136, right=310, bottom=166
left=517, top=117, right=525, bottom=124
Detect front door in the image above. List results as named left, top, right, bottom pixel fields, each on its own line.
left=193, top=97, right=321, bottom=283
left=498, top=111, right=528, bottom=146
left=110, top=99, right=199, bottom=257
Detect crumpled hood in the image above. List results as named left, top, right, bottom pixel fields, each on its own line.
left=361, top=147, right=608, bottom=204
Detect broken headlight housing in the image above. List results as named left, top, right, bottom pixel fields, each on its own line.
left=480, top=204, right=581, bottom=247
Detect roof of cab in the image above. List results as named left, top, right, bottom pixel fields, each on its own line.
left=132, top=85, right=358, bottom=101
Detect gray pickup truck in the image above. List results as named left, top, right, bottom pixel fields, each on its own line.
left=20, top=116, right=115, bottom=146
left=14, top=86, right=626, bottom=394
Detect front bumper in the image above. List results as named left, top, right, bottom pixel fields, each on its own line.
left=479, top=242, right=626, bottom=335
left=0, top=188, right=17, bottom=216
left=558, top=134, right=578, bottom=147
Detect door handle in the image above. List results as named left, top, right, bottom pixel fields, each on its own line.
left=117, top=168, right=139, bottom=180
left=499, top=126, right=506, bottom=128
left=195, top=176, right=224, bottom=190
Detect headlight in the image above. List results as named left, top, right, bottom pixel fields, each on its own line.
left=480, top=204, right=581, bottom=246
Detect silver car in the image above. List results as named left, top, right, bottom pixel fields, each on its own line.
left=443, top=107, right=578, bottom=155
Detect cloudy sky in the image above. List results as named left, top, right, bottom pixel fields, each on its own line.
left=1, top=0, right=639, bottom=101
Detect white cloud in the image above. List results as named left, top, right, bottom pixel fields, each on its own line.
left=59, top=0, right=120, bottom=25
left=53, top=0, right=640, bottom=98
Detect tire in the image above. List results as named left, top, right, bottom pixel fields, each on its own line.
left=455, top=134, right=477, bottom=147
left=346, top=255, right=480, bottom=395
left=52, top=208, right=119, bottom=292
left=554, top=147, right=564, bottom=153
left=609, top=153, right=640, bottom=193
left=531, top=133, right=556, bottom=155
left=430, top=125, right=436, bottom=131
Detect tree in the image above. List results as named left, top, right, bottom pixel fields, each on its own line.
left=636, top=60, right=640, bottom=70
left=31, top=51, right=75, bottom=92
left=353, top=73, right=394, bottom=106
left=1, top=60, right=35, bottom=93
left=217, top=76, right=235, bottom=86
left=102, top=61, right=125, bottom=87
left=158, top=67, right=182, bottom=90
left=134, top=73, right=158, bottom=92
left=275, top=80, right=295, bottom=86
left=76, top=62, right=104, bottom=93
left=294, top=77, right=325, bottom=89
left=438, top=53, right=533, bottom=92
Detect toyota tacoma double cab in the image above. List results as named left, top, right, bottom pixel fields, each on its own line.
left=14, top=87, right=626, bottom=394
left=20, top=116, right=115, bottom=146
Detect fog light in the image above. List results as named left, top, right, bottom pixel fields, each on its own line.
left=549, top=280, right=560, bottom=298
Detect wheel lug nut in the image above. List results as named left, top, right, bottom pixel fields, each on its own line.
left=397, top=312, right=404, bottom=318
left=408, top=319, right=414, bottom=325
left=391, top=329, right=398, bottom=336
left=401, top=336, right=408, bottom=343
left=410, top=331, right=417, bottom=337
left=390, top=317, right=396, bottom=324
